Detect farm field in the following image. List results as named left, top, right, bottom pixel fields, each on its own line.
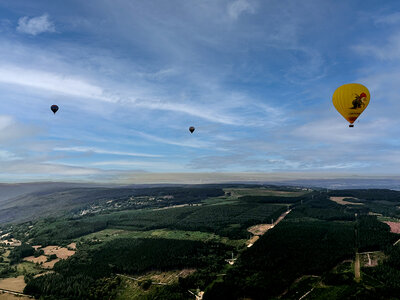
left=383, top=221, right=400, bottom=234
left=329, top=196, right=364, bottom=205
left=0, top=276, right=26, bottom=293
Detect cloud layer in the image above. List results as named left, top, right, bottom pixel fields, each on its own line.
left=0, top=1, right=399, bottom=182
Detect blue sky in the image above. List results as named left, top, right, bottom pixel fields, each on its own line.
left=0, top=0, right=400, bottom=183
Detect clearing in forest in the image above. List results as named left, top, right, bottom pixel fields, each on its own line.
left=42, top=258, right=61, bottom=269
left=246, top=209, right=291, bottom=247
left=23, top=255, right=47, bottom=264
left=329, top=197, right=363, bottom=205
left=248, top=224, right=273, bottom=236
left=384, top=221, right=400, bottom=234
left=42, top=246, right=75, bottom=259
left=115, top=269, right=195, bottom=300
left=359, top=251, right=384, bottom=267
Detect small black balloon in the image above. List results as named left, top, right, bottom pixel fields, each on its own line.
left=189, top=126, right=195, bottom=133
left=51, top=105, right=59, bottom=114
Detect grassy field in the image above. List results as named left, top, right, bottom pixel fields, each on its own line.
left=16, top=262, right=43, bottom=276
left=77, top=228, right=246, bottom=248
left=115, top=270, right=195, bottom=300
left=377, top=216, right=400, bottom=222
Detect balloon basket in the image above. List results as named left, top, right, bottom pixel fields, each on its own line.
left=349, top=124, right=354, bottom=128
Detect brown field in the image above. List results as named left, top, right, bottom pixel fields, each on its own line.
left=42, top=246, right=75, bottom=259
left=248, top=224, right=273, bottom=236
left=384, top=222, right=400, bottom=234
left=32, top=246, right=41, bottom=250
left=0, top=239, right=21, bottom=247
left=34, top=271, right=54, bottom=278
left=0, top=294, right=31, bottom=300
left=246, top=236, right=259, bottom=247
left=0, top=276, right=26, bottom=293
left=23, top=255, right=47, bottom=264
left=330, top=197, right=363, bottom=205
left=42, top=258, right=61, bottom=269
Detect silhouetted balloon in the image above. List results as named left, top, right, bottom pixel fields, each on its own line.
left=51, top=105, right=59, bottom=114
left=332, top=83, right=370, bottom=127
left=189, top=126, right=195, bottom=133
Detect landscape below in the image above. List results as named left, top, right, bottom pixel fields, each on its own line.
left=0, top=184, right=400, bottom=299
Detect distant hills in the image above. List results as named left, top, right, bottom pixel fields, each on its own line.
left=1, top=178, right=400, bottom=225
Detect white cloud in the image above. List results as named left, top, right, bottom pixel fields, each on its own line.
left=54, top=146, right=163, bottom=158
left=129, top=97, right=241, bottom=125
left=135, top=131, right=215, bottom=149
left=227, top=0, right=255, bottom=20
left=0, top=66, right=107, bottom=101
left=17, top=14, right=55, bottom=35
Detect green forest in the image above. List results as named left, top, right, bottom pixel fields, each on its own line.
left=1, top=185, right=400, bottom=299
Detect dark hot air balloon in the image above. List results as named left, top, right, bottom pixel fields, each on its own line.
left=189, top=126, right=195, bottom=133
left=51, top=105, right=59, bottom=114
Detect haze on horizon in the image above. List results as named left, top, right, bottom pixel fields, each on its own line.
left=1, top=0, right=400, bottom=183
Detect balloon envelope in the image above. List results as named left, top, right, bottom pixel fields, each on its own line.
left=189, top=126, right=195, bottom=133
left=51, top=105, right=59, bottom=114
left=332, top=83, right=370, bottom=125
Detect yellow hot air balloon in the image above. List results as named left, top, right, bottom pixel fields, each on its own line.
left=332, top=83, right=370, bottom=127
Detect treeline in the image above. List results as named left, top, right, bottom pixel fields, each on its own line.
left=289, top=194, right=355, bottom=221
left=29, top=201, right=288, bottom=244
left=204, top=219, right=355, bottom=299
left=70, top=186, right=225, bottom=211
left=24, top=238, right=231, bottom=299
left=239, top=195, right=303, bottom=204
left=329, top=189, right=400, bottom=202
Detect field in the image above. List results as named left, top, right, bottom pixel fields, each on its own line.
left=0, top=276, right=26, bottom=293
left=115, top=269, right=195, bottom=300
left=0, top=294, right=30, bottom=300
left=77, top=228, right=245, bottom=248
left=383, top=221, right=400, bottom=233
left=42, top=246, right=75, bottom=259
left=329, top=197, right=364, bottom=205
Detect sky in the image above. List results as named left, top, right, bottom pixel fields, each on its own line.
left=0, top=0, right=400, bottom=183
